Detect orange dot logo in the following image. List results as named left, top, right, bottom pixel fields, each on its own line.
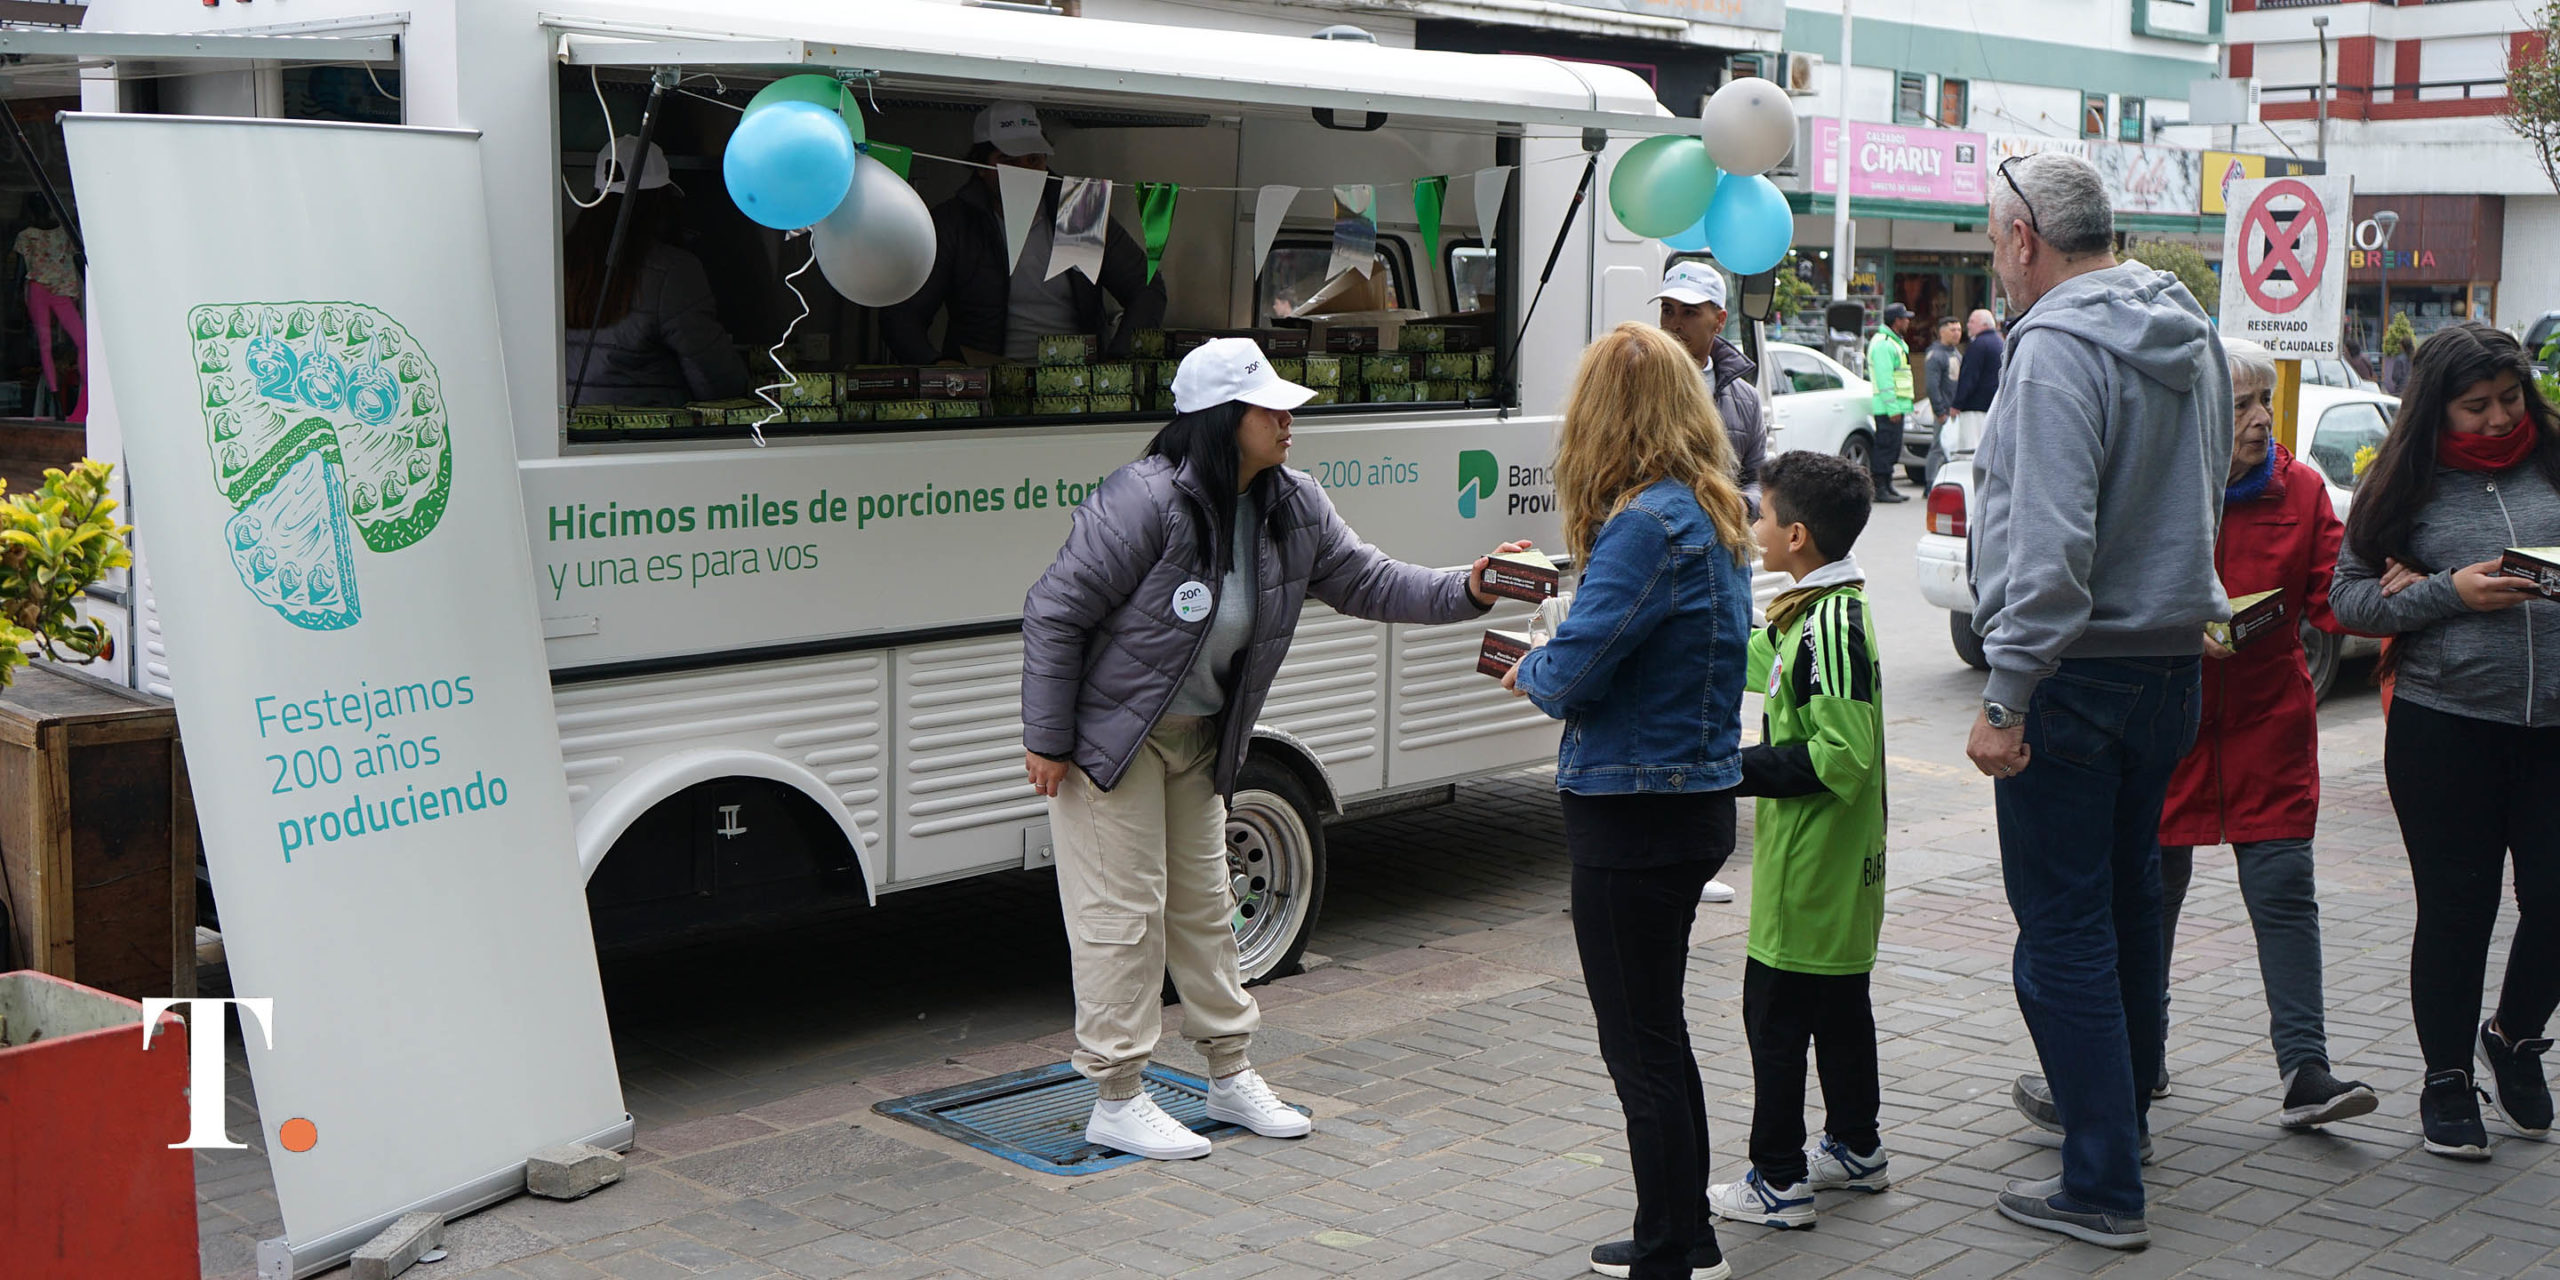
left=278, top=1118, right=319, bottom=1152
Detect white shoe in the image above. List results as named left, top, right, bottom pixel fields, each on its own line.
left=1700, top=879, right=1737, bottom=904
left=1706, top=1168, right=1816, bottom=1228
left=1205, top=1069, right=1313, bottom=1138
left=1802, top=1134, right=1891, bottom=1191
left=1085, top=1093, right=1211, bottom=1160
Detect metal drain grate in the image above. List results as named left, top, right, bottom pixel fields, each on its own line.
left=873, top=1062, right=1294, bottom=1175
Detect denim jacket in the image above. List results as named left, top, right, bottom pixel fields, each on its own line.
left=1511, top=479, right=1751, bottom=794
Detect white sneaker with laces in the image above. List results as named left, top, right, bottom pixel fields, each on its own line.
left=1706, top=1168, right=1816, bottom=1228
left=1700, top=879, right=1737, bottom=904
left=1802, top=1134, right=1891, bottom=1191
left=1085, top=1093, right=1211, bottom=1160
left=1206, top=1069, right=1313, bottom=1138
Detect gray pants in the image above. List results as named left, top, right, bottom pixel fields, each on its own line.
left=2159, top=838, right=2329, bottom=1076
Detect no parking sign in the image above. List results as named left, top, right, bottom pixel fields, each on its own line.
left=2218, top=174, right=2352, bottom=358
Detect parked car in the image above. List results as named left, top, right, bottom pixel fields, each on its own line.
left=2529, top=310, right=2560, bottom=369
left=1914, top=385, right=2396, bottom=700
left=1762, top=341, right=1881, bottom=471
left=2302, top=357, right=2378, bottom=393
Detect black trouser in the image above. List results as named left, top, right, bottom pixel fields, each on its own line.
left=1564, top=791, right=1734, bottom=1280
left=1870, top=414, right=1905, bottom=487
left=2383, top=699, right=2560, bottom=1073
left=1742, top=958, right=1881, bottom=1185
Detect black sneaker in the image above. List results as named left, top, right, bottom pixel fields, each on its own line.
left=1589, top=1238, right=1730, bottom=1279
left=2153, top=1061, right=2173, bottom=1100
left=2477, top=1022, right=2555, bottom=1139
left=2277, top=1063, right=2381, bottom=1129
left=1994, top=1175, right=2149, bottom=1250
left=2420, top=1068, right=2492, bottom=1160
left=2012, top=1076, right=2155, bottom=1163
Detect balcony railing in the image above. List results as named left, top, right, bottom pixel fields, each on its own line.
left=2260, top=78, right=2510, bottom=104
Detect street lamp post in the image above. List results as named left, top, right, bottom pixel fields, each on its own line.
left=2375, top=208, right=2400, bottom=361
left=2313, top=17, right=2330, bottom=166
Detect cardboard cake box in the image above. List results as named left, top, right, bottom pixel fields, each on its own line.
left=1479, top=548, right=1560, bottom=603
left=2204, top=588, right=2288, bottom=651
left=2497, top=547, right=2560, bottom=598
left=1476, top=628, right=1536, bottom=678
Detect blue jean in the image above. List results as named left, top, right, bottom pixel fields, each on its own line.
left=1997, top=656, right=2199, bottom=1217
left=2160, top=838, right=2330, bottom=1077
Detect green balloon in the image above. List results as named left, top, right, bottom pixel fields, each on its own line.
left=1608, top=134, right=1720, bottom=240
left=745, top=74, right=865, bottom=146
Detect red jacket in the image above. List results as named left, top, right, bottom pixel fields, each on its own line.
left=2159, top=448, right=2348, bottom=847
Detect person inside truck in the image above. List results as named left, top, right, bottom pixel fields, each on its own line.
left=562, top=137, right=748, bottom=409
left=881, top=101, right=1167, bottom=365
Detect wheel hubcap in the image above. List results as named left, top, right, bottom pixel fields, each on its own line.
left=1225, top=789, right=1312, bottom=980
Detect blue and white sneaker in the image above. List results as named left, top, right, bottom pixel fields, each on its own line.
left=1706, top=1167, right=1817, bottom=1229
left=1802, top=1135, right=1891, bottom=1192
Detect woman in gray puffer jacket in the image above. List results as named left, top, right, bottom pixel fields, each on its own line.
left=1019, top=337, right=1521, bottom=1162
left=2332, top=323, right=2560, bottom=1161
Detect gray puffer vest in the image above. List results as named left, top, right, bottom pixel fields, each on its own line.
left=1022, top=455, right=1485, bottom=794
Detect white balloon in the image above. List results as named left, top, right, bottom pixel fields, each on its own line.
left=1700, top=77, right=1797, bottom=178
left=812, top=154, right=937, bottom=308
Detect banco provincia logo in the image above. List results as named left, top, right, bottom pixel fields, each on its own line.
left=1457, top=449, right=1498, bottom=519
left=190, top=303, right=451, bottom=631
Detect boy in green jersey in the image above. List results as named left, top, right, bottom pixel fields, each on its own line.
left=1706, top=451, right=1892, bottom=1231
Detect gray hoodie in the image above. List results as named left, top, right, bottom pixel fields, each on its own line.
left=1969, top=261, right=2233, bottom=710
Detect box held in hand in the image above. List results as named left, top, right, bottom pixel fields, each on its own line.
left=2498, top=547, right=2560, bottom=598
left=1479, top=548, right=1560, bottom=603
left=1477, top=628, right=1535, bottom=678
left=2204, top=588, right=2288, bottom=651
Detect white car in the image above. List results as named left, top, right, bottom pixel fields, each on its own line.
left=1762, top=342, right=1881, bottom=469
left=1914, top=385, right=2396, bottom=701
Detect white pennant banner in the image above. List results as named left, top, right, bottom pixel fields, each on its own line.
left=997, top=165, right=1048, bottom=273
left=1047, top=176, right=1111, bottom=285
left=1473, top=167, right=1512, bottom=246
left=1329, top=184, right=1378, bottom=281
left=1251, top=184, right=1298, bottom=280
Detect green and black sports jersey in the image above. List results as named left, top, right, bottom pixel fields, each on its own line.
left=1742, top=584, right=1887, bottom=975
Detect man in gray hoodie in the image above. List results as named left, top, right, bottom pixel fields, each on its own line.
left=1965, top=152, right=2232, bottom=1252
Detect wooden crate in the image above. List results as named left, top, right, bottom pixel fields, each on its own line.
left=0, top=664, right=196, bottom=1001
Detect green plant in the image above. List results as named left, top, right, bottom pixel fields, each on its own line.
left=1771, top=250, right=1819, bottom=323
left=0, top=459, right=134, bottom=689
left=2121, top=239, right=2218, bottom=316
left=2384, top=311, right=2415, bottom=357
left=2540, top=331, right=2560, bottom=405
left=2508, top=1, right=2560, bottom=196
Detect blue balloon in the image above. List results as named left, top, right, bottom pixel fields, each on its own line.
left=1663, top=210, right=1712, bottom=253
left=1701, top=174, right=1793, bottom=276
left=723, top=100, right=857, bottom=230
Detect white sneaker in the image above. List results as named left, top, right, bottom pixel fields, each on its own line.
left=1700, top=879, right=1737, bottom=903
left=1205, top=1069, right=1313, bottom=1138
left=1706, top=1168, right=1816, bottom=1228
left=1085, top=1093, right=1211, bottom=1160
left=1802, top=1134, right=1891, bottom=1191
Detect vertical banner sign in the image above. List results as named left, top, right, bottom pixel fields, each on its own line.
left=2219, top=174, right=2352, bottom=359
left=63, top=117, right=628, bottom=1275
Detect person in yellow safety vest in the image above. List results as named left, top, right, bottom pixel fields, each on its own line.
left=1865, top=304, right=1916, bottom=503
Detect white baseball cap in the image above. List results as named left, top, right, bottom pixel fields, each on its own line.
left=1650, top=260, right=1728, bottom=309
left=1171, top=338, right=1316, bottom=414
left=971, top=100, right=1053, bottom=158
left=594, top=135, right=679, bottom=195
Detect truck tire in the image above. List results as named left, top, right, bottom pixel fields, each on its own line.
left=1227, top=754, right=1327, bottom=985
left=2302, top=620, right=2341, bottom=703
left=1951, top=611, right=1990, bottom=671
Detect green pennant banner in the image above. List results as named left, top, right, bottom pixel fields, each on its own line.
left=865, top=141, right=914, bottom=181
left=1137, top=182, right=1180, bottom=285
left=1413, top=175, right=1448, bottom=271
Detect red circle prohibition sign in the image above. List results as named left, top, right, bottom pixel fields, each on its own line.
left=2240, top=180, right=2329, bottom=315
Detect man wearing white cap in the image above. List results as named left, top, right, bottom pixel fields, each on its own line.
left=565, top=135, right=747, bottom=408
left=883, top=101, right=1166, bottom=367
left=1653, top=261, right=1767, bottom=520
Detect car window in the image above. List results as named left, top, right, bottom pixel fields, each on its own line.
left=2308, top=402, right=2392, bottom=489
left=1775, top=350, right=1843, bottom=395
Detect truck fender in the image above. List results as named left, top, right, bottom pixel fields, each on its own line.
left=1248, top=726, right=1344, bottom=817
left=575, top=747, right=880, bottom=903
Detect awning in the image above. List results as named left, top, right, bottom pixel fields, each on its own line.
left=542, top=0, right=1690, bottom=136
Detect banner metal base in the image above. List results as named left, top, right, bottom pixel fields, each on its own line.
left=256, top=1114, right=636, bottom=1280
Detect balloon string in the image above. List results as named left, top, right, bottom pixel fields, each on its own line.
left=748, top=245, right=823, bottom=449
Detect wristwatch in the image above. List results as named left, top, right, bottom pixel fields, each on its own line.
left=1982, top=700, right=2025, bottom=730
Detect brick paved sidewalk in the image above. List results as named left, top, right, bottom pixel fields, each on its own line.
left=200, top=749, right=2560, bottom=1280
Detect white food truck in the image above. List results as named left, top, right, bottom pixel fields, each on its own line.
left=46, top=0, right=1760, bottom=981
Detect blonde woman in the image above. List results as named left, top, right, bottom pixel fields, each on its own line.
left=1503, top=323, right=1756, bottom=1280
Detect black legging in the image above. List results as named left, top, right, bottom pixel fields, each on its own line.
left=2382, top=699, right=2560, bottom=1072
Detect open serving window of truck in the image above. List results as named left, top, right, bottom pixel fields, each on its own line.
left=64, top=0, right=1690, bottom=989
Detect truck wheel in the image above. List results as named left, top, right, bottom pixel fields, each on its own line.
left=2302, top=621, right=2341, bottom=703
left=1228, top=755, right=1326, bottom=986
left=1951, top=611, right=1990, bottom=671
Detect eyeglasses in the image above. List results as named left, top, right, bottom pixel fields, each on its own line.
left=1996, top=156, right=2041, bottom=238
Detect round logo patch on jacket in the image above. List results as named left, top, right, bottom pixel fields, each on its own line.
left=1171, top=581, right=1213, bottom=623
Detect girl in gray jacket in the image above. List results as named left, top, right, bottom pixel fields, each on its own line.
left=2332, top=323, right=2560, bottom=1160
left=1019, top=338, right=1520, bottom=1160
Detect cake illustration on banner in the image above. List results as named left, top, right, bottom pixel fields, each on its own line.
left=189, top=302, right=451, bottom=629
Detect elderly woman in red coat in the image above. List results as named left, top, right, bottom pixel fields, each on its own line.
left=2155, top=339, right=2381, bottom=1129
